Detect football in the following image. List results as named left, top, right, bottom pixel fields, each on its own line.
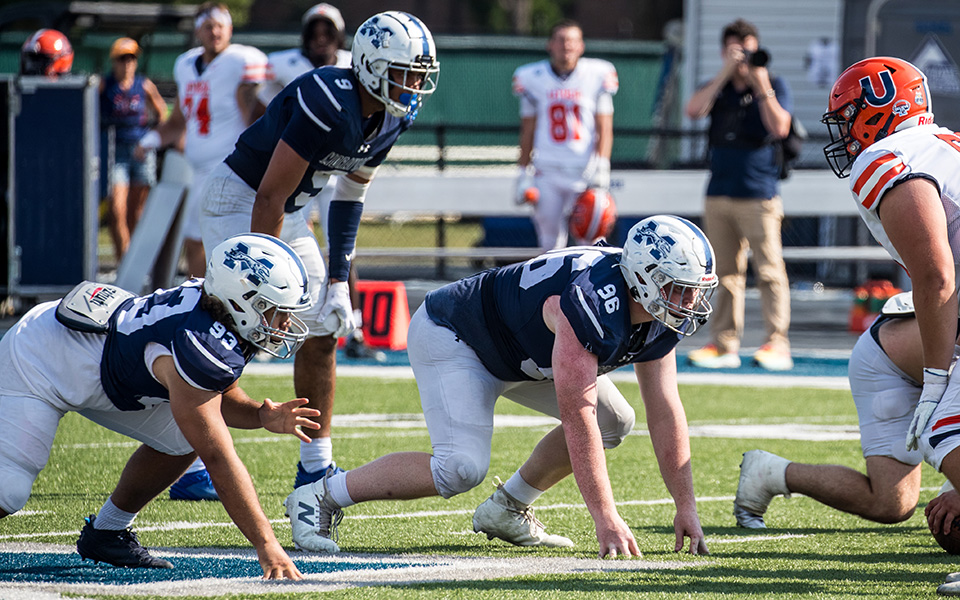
left=570, top=187, right=617, bottom=244
left=932, top=481, right=960, bottom=555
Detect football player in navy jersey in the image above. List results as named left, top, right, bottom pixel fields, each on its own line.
left=286, top=216, right=717, bottom=558
left=0, top=234, right=319, bottom=580
left=199, top=11, right=440, bottom=494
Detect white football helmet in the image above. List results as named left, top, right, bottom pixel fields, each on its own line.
left=619, top=216, right=718, bottom=336
left=204, top=234, right=313, bottom=359
left=351, top=11, right=440, bottom=119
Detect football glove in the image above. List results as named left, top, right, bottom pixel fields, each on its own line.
left=907, top=367, right=949, bottom=451
left=585, top=154, right=611, bottom=190
left=514, top=165, right=536, bottom=205
left=317, top=281, right=355, bottom=339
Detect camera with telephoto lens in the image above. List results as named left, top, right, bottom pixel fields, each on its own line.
left=744, top=48, right=770, bottom=67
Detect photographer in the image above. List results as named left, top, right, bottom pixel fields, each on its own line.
left=684, top=18, right=795, bottom=372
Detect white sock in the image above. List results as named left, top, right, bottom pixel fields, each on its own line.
left=184, top=457, right=206, bottom=475
left=324, top=472, right=355, bottom=508
left=353, top=308, right=364, bottom=329
left=502, top=472, right=544, bottom=506
left=94, top=497, right=136, bottom=531
left=300, top=437, right=333, bottom=473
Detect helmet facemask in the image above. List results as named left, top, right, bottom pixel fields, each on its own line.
left=245, top=297, right=310, bottom=359
left=821, top=100, right=863, bottom=178
left=372, top=56, right=439, bottom=119
left=619, top=215, right=718, bottom=337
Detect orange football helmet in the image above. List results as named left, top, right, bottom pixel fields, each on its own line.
left=20, top=29, right=74, bottom=77
left=821, top=56, right=933, bottom=178
left=570, top=188, right=617, bottom=244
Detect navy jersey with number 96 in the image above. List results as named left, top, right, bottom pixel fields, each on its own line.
left=425, top=246, right=683, bottom=381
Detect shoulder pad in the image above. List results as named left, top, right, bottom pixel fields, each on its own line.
left=880, top=291, right=914, bottom=316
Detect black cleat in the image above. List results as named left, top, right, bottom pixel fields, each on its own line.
left=344, top=336, right=386, bottom=362
left=76, top=515, right=173, bottom=569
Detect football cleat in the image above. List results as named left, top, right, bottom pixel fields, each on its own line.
left=733, top=503, right=766, bottom=529
left=285, top=473, right=343, bottom=553
left=294, top=460, right=346, bottom=490
left=76, top=515, right=173, bottom=569
left=940, top=581, right=960, bottom=596
left=734, top=450, right=791, bottom=527
left=169, top=468, right=219, bottom=501
left=472, top=478, right=573, bottom=548
left=947, top=573, right=960, bottom=584
left=344, top=335, right=387, bottom=362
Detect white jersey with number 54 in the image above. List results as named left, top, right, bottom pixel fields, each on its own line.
left=512, top=57, right=618, bottom=171
left=174, top=44, right=268, bottom=167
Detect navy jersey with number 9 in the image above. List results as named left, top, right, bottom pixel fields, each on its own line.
left=425, top=246, right=684, bottom=381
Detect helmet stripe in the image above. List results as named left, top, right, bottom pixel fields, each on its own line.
left=396, top=11, right=432, bottom=58
left=674, top=216, right=713, bottom=272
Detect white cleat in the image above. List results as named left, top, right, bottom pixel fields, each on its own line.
left=284, top=474, right=343, bottom=553
left=947, top=573, right=960, bottom=584
left=734, top=450, right=791, bottom=527
left=472, top=479, right=573, bottom=548
left=940, top=581, right=960, bottom=596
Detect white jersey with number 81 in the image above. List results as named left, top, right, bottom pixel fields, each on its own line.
left=512, top=57, right=618, bottom=171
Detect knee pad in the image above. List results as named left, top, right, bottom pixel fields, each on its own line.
left=431, top=452, right=487, bottom=499
left=601, top=404, right=636, bottom=449
left=0, top=466, right=35, bottom=514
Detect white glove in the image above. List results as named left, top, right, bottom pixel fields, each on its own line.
left=586, top=154, right=611, bottom=190
left=317, top=281, right=356, bottom=339
left=907, top=367, right=949, bottom=451
left=138, top=129, right=161, bottom=150
left=514, top=165, right=537, bottom=205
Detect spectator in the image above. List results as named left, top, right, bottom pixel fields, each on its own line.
left=512, top=20, right=618, bottom=252
left=684, top=18, right=794, bottom=371
left=100, top=37, right=168, bottom=261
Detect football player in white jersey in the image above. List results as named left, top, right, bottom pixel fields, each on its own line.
left=820, top=56, right=960, bottom=595
left=137, top=2, right=267, bottom=283
left=258, top=3, right=351, bottom=107
left=136, top=2, right=268, bottom=501
left=512, top=19, right=618, bottom=252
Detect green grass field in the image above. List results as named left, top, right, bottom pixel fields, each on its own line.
left=2, top=375, right=956, bottom=598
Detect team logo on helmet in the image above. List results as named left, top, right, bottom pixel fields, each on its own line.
left=358, top=17, right=392, bottom=49
left=635, top=221, right=676, bottom=261
left=892, top=99, right=911, bottom=117
left=860, top=70, right=895, bottom=106
left=223, top=242, right=274, bottom=285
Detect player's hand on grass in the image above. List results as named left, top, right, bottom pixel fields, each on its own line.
left=596, top=515, right=641, bottom=559
left=674, top=510, right=709, bottom=555
left=258, top=542, right=303, bottom=580
left=258, top=397, right=320, bottom=442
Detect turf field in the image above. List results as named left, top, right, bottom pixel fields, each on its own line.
left=0, top=374, right=955, bottom=599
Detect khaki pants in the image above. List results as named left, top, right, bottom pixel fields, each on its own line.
left=703, top=195, right=791, bottom=354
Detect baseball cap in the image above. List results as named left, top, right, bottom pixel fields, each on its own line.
left=302, top=3, right=344, bottom=33
left=110, top=37, right=140, bottom=59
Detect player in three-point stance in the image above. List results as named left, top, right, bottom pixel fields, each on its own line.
left=286, top=216, right=716, bottom=558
